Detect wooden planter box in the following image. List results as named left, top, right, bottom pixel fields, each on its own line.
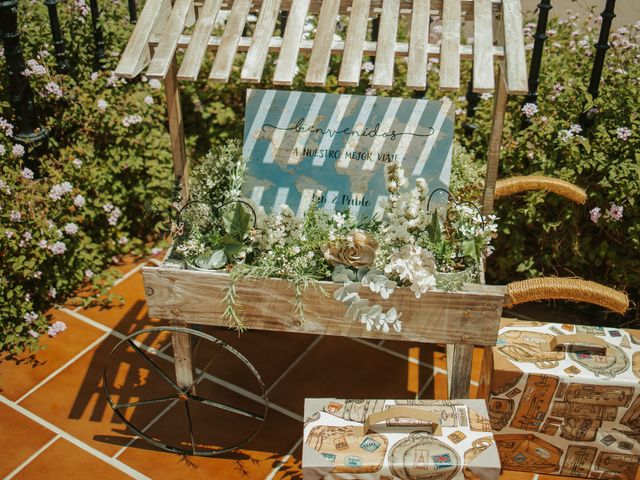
left=142, top=259, right=506, bottom=346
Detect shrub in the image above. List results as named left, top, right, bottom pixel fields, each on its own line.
left=456, top=17, right=640, bottom=316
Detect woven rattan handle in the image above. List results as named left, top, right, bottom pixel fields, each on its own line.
left=504, top=278, right=629, bottom=314
left=544, top=334, right=615, bottom=356
left=356, top=406, right=443, bottom=436
left=495, top=176, right=587, bottom=204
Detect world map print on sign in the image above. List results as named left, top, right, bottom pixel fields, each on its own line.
left=242, top=89, right=455, bottom=219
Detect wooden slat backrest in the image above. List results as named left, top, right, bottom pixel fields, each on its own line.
left=117, top=0, right=529, bottom=95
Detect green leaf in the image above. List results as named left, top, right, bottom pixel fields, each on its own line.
left=427, top=212, right=442, bottom=243
left=219, top=234, right=245, bottom=257
left=194, top=250, right=227, bottom=270
left=222, top=202, right=252, bottom=238
left=462, top=239, right=477, bottom=260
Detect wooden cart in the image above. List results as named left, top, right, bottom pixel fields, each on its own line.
left=108, top=0, right=530, bottom=455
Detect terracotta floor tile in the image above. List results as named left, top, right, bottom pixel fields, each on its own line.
left=0, top=310, right=105, bottom=401
left=78, top=270, right=164, bottom=336
left=268, top=336, right=434, bottom=415
left=13, top=438, right=132, bottom=479
left=20, top=335, right=189, bottom=456
left=0, top=403, right=56, bottom=477
left=499, top=471, right=534, bottom=479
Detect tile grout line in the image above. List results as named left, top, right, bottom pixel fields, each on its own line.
left=265, top=336, right=323, bottom=395
left=60, top=308, right=303, bottom=421
left=16, top=332, right=111, bottom=405
left=0, top=395, right=150, bottom=479
left=4, top=434, right=60, bottom=479
left=264, top=438, right=302, bottom=480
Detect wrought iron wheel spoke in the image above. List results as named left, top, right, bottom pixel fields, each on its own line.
left=184, top=400, right=196, bottom=455
left=185, top=343, right=226, bottom=392
left=189, top=394, right=264, bottom=421
left=127, top=339, right=182, bottom=394
left=114, top=395, right=179, bottom=410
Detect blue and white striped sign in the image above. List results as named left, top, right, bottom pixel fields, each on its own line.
left=242, top=89, right=454, bottom=219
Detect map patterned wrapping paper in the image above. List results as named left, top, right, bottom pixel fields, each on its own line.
left=302, top=398, right=501, bottom=480
left=242, top=89, right=455, bottom=219
left=489, top=319, right=640, bottom=479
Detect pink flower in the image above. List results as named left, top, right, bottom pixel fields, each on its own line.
left=38, top=239, right=48, bottom=249
left=50, top=241, right=67, bottom=255
left=10, top=210, right=21, bottom=222
left=521, top=103, right=538, bottom=118
left=589, top=207, right=601, bottom=223
left=12, top=144, right=25, bottom=157
left=608, top=204, right=624, bottom=221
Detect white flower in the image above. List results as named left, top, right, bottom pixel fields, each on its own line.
left=84, top=269, right=94, bottom=278
left=97, top=99, right=108, bottom=111
left=151, top=247, right=163, bottom=256
left=49, top=181, right=73, bottom=200
left=45, top=82, right=63, bottom=98
left=122, top=114, right=142, bottom=127
left=106, top=71, right=119, bottom=87
left=21, top=167, right=34, bottom=179
left=24, top=311, right=38, bottom=324
left=569, top=123, right=582, bottom=134
left=0, top=117, right=13, bottom=137
left=149, top=79, right=161, bottom=89
left=73, top=194, right=86, bottom=207
left=12, top=144, right=25, bottom=158
left=50, top=241, right=67, bottom=255
left=38, top=239, right=48, bottom=249
left=108, top=207, right=122, bottom=226
left=48, top=287, right=57, bottom=298
left=521, top=102, right=538, bottom=118
left=362, top=61, right=374, bottom=73
left=28, top=329, right=39, bottom=338
left=118, top=235, right=128, bottom=245
left=144, top=95, right=154, bottom=105
left=72, top=158, right=82, bottom=168
left=23, top=231, right=32, bottom=241
left=617, top=127, right=632, bottom=141
left=33, top=270, right=42, bottom=278
left=0, top=145, right=5, bottom=156
left=47, top=320, right=67, bottom=337
left=10, top=210, right=21, bottom=222
left=23, top=59, right=46, bottom=76
left=90, top=71, right=99, bottom=82
left=64, top=222, right=78, bottom=235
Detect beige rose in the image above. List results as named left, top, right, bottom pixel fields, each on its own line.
left=323, top=230, right=378, bottom=268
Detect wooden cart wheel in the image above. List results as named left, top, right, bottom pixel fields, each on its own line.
left=102, top=326, right=267, bottom=456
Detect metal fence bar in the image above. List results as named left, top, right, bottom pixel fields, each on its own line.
left=128, top=0, right=138, bottom=24
left=524, top=0, right=552, bottom=106
left=89, top=0, right=106, bottom=69
left=0, top=0, right=47, bottom=152
left=44, top=0, right=70, bottom=73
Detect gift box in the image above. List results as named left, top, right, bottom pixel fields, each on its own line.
left=487, top=319, right=640, bottom=479
left=302, top=398, right=501, bottom=479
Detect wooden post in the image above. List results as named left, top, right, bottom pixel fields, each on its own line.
left=446, top=343, right=474, bottom=399
left=164, top=57, right=189, bottom=197
left=477, top=345, right=493, bottom=401
left=482, top=66, right=508, bottom=214
left=171, top=322, right=195, bottom=391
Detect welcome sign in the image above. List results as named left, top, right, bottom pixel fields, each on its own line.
left=242, top=89, right=454, bottom=219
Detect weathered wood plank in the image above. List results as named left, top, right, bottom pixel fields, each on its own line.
left=447, top=343, right=473, bottom=398
left=439, top=0, right=461, bottom=90
left=372, top=0, right=400, bottom=88
left=164, top=59, right=189, bottom=197
left=146, top=0, right=194, bottom=78
left=177, top=0, right=223, bottom=81
left=338, top=0, right=371, bottom=86
left=142, top=266, right=505, bottom=345
left=501, top=0, right=528, bottom=94
left=241, top=0, right=282, bottom=82
left=472, top=0, right=494, bottom=92
left=273, top=0, right=311, bottom=85
left=406, top=0, right=430, bottom=90
left=209, top=0, right=252, bottom=82
left=305, top=0, right=341, bottom=86
left=171, top=321, right=195, bottom=391
left=115, top=0, right=171, bottom=78
left=482, top=65, right=508, bottom=214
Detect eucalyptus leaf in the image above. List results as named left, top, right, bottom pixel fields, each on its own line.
left=194, top=250, right=227, bottom=270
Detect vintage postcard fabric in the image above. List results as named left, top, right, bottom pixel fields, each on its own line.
left=303, top=398, right=501, bottom=479
left=489, top=319, right=640, bottom=479
left=242, top=89, right=454, bottom=219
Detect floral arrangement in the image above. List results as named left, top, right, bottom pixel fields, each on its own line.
left=172, top=142, right=497, bottom=333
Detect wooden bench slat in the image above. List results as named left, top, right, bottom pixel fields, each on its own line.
left=209, top=0, right=252, bottom=82
left=115, top=0, right=171, bottom=79
left=439, top=0, right=461, bottom=90
left=338, top=0, right=371, bottom=86
left=177, top=0, right=223, bottom=81
left=372, top=0, right=400, bottom=88
left=241, top=0, right=283, bottom=82
left=304, top=0, right=341, bottom=86
left=146, top=0, right=194, bottom=78
left=273, top=0, right=312, bottom=85
left=406, top=0, right=430, bottom=89
left=472, top=0, right=494, bottom=92
left=502, top=0, right=528, bottom=94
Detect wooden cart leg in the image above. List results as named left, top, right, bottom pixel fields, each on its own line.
left=446, top=343, right=474, bottom=399
left=171, top=322, right=195, bottom=392
left=482, top=64, right=509, bottom=215
left=477, top=345, right=494, bottom=401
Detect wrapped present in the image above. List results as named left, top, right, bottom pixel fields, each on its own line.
left=487, top=319, right=640, bottom=479
left=303, top=398, right=501, bottom=479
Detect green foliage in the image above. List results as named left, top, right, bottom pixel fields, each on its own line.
left=455, top=18, right=640, bottom=310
